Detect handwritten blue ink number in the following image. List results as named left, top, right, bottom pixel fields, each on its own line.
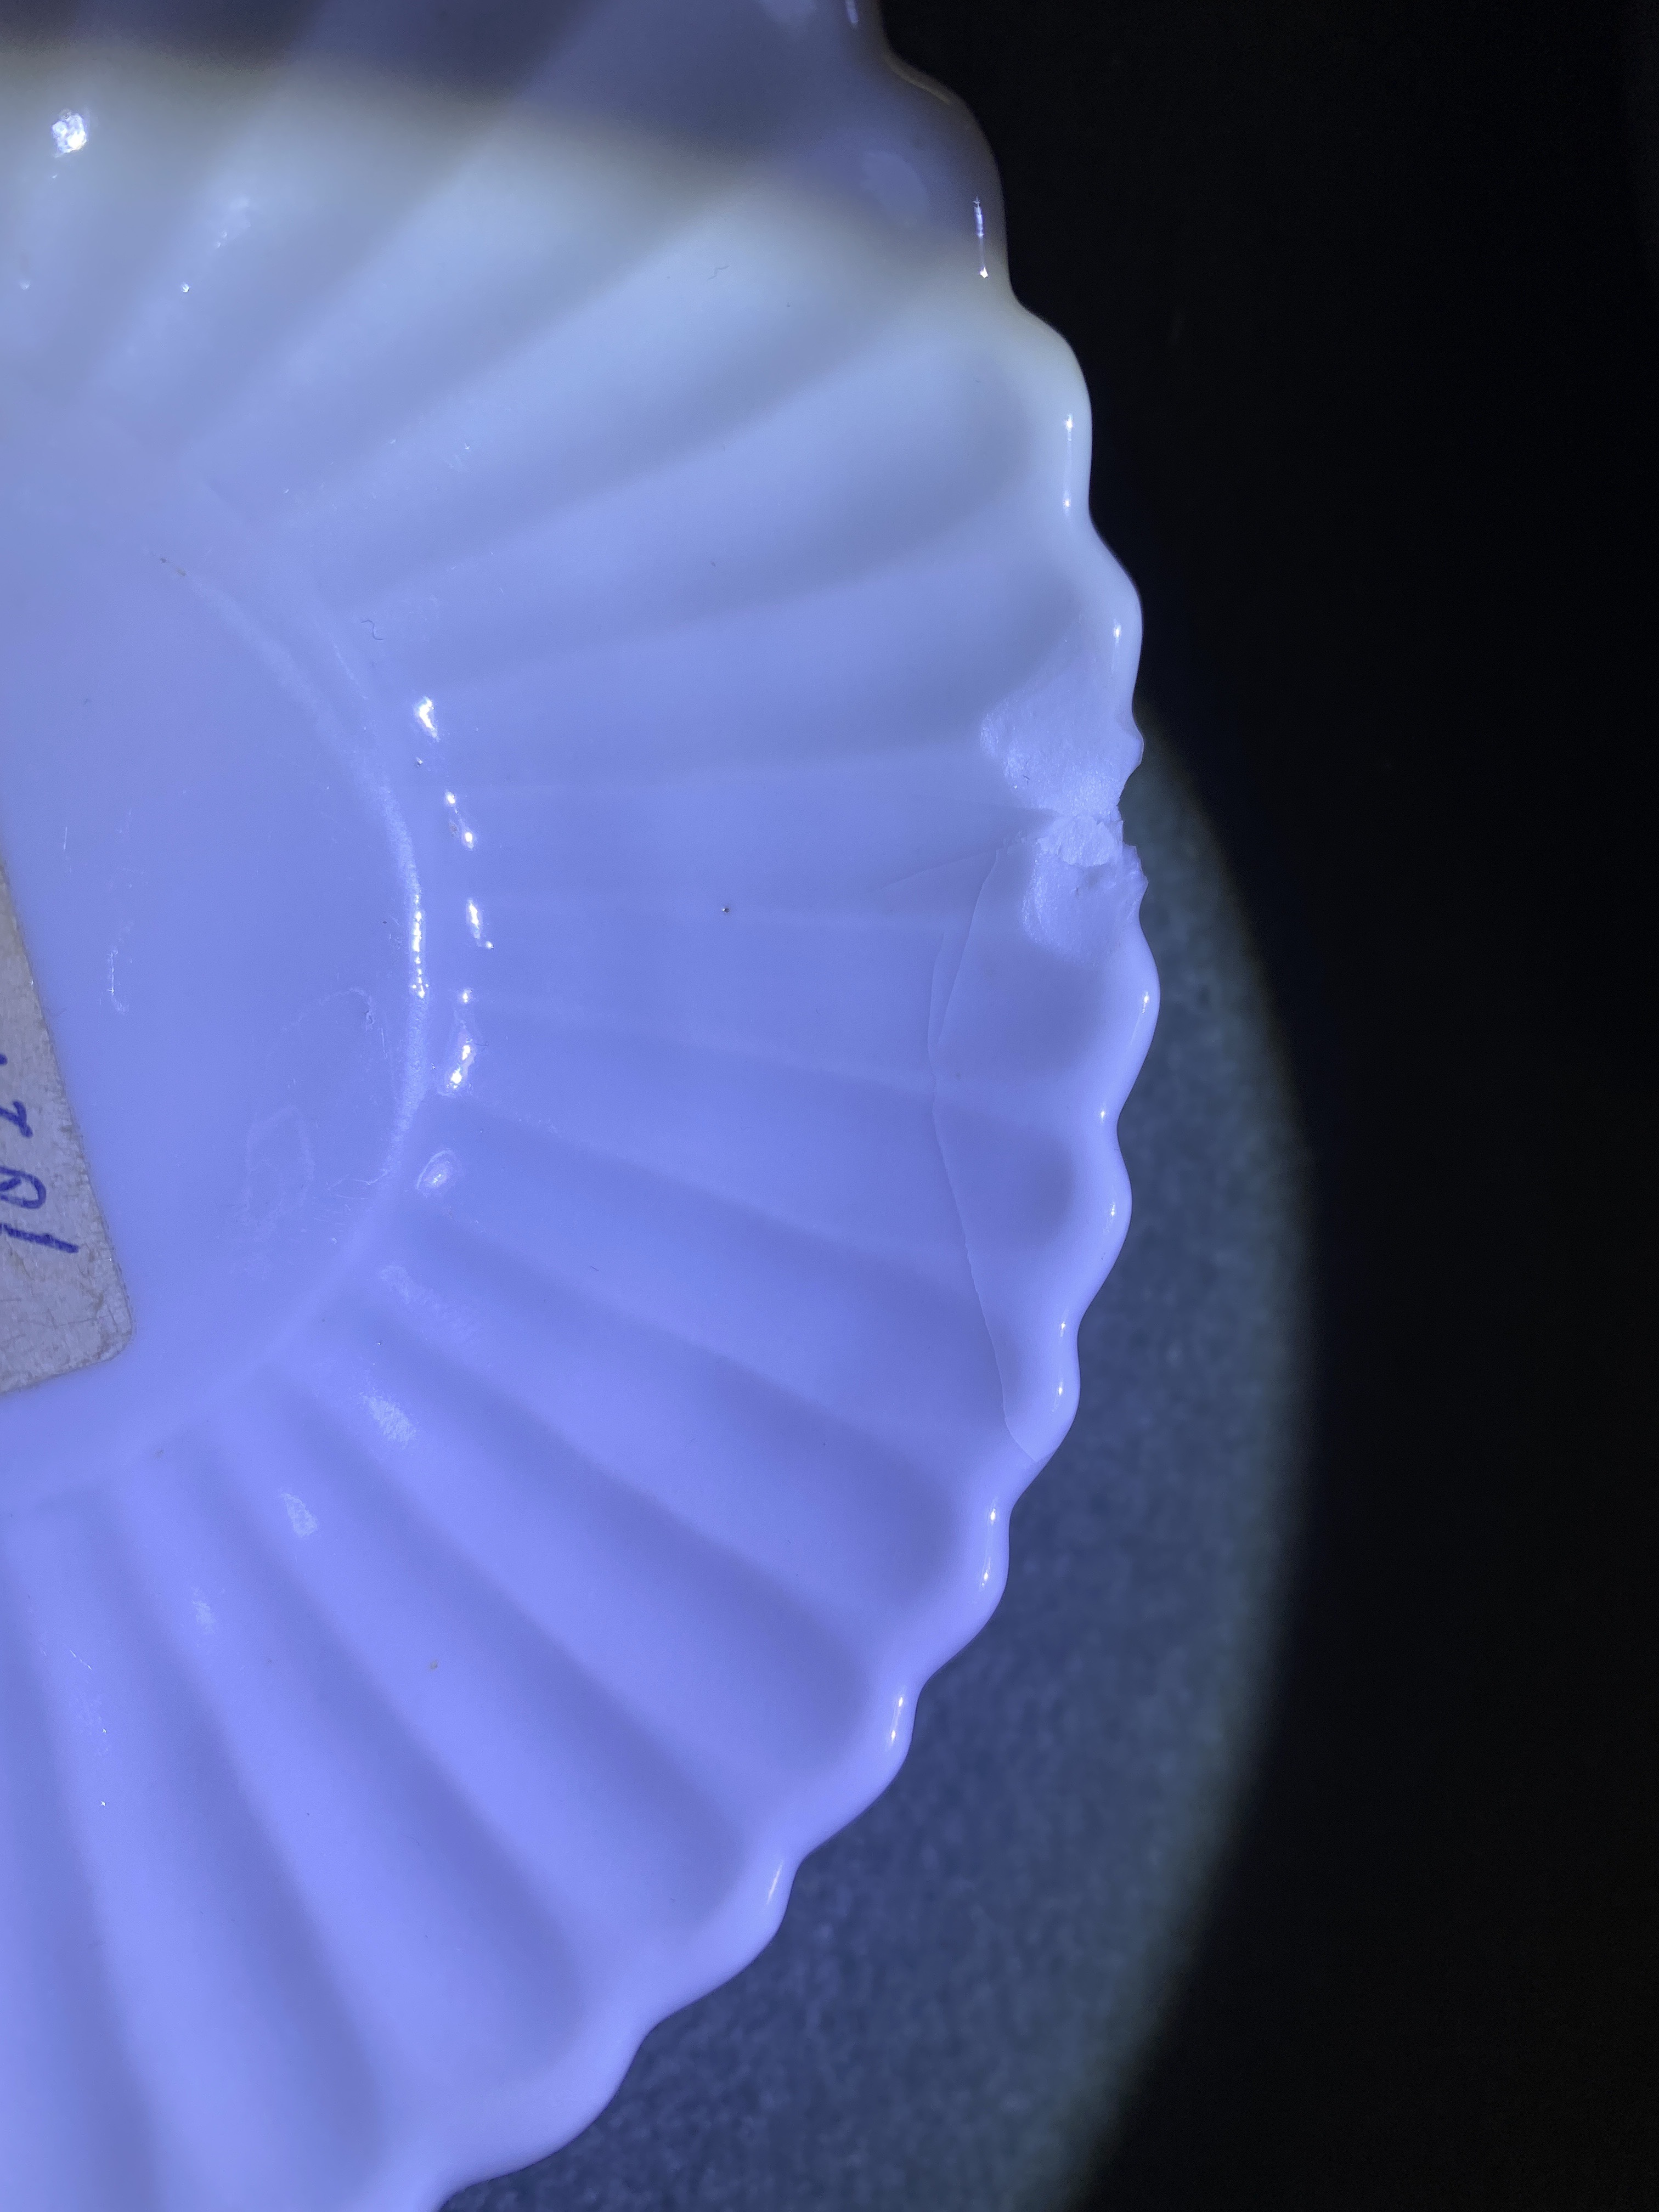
left=0, top=1059, right=80, bottom=1254
left=0, top=1167, right=46, bottom=1210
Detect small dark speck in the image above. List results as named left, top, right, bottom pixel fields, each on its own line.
left=721, top=905, right=731, bottom=914
left=428, top=1660, right=439, bottom=1670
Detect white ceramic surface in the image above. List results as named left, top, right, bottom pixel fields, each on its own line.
left=0, top=8, right=1156, bottom=2207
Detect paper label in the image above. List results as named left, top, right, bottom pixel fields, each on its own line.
left=0, top=862, right=132, bottom=1397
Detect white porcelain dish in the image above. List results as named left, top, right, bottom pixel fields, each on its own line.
left=0, top=8, right=1157, bottom=2208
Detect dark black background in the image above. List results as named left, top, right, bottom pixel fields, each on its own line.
left=879, top=3, right=1657, bottom=2208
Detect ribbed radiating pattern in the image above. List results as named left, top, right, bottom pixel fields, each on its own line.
left=0, top=14, right=1157, bottom=2209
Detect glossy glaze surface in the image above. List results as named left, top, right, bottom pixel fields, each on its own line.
left=0, top=9, right=1155, bottom=2208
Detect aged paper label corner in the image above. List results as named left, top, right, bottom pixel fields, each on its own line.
left=1, top=863, right=132, bottom=1399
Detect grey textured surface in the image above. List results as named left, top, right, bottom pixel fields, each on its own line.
left=447, top=732, right=1310, bottom=2212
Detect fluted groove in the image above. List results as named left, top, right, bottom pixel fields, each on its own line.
left=411, top=1088, right=1010, bottom=1463
left=0, top=1534, right=161, bottom=2209
left=283, top=1280, right=905, bottom=1748
left=204, top=1376, right=753, bottom=1922
left=1, top=1490, right=388, bottom=2212
left=357, top=1211, right=964, bottom=1613
left=252, top=175, right=921, bottom=571
left=402, top=515, right=1076, bottom=780
left=113, top=1427, right=592, bottom=2104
